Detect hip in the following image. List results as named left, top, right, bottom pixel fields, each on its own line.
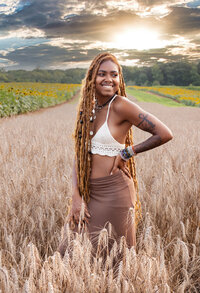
left=89, top=169, right=136, bottom=207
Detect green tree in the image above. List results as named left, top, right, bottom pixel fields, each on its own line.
left=0, top=72, right=8, bottom=82
left=152, top=64, right=164, bottom=85
left=136, top=72, right=148, bottom=86
left=172, top=62, right=192, bottom=85
left=190, top=65, right=200, bottom=85
left=197, top=61, right=200, bottom=75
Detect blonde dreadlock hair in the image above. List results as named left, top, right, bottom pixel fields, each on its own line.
left=74, top=52, right=141, bottom=225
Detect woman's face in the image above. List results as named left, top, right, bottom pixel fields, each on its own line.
left=95, top=59, right=120, bottom=99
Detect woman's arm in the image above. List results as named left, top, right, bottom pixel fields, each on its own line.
left=72, top=158, right=79, bottom=193
left=132, top=111, right=173, bottom=154
left=131, top=99, right=173, bottom=148
left=69, top=158, right=91, bottom=225
left=117, top=97, right=173, bottom=152
left=110, top=98, right=173, bottom=175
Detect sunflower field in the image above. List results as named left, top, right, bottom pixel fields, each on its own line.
left=0, top=82, right=80, bottom=117
left=128, top=86, right=200, bottom=107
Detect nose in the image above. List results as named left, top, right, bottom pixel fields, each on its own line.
left=104, top=74, right=113, bottom=82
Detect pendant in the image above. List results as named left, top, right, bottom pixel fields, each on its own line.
left=90, top=131, right=93, bottom=136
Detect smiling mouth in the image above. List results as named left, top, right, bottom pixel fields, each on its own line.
left=101, top=84, right=113, bottom=88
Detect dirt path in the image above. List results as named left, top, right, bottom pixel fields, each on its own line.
left=146, top=90, right=181, bottom=104
left=1, top=91, right=199, bottom=130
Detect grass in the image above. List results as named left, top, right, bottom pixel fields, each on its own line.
left=127, top=86, right=200, bottom=107
left=0, top=97, right=199, bottom=292
left=126, top=87, right=184, bottom=107
left=180, top=85, right=200, bottom=91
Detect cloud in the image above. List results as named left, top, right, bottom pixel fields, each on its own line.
left=118, top=46, right=195, bottom=66
left=136, top=0, right=194, bottom=7
left=0, top=43, right=104, bottom=70
left=0, top=39, right=198, bottom=70
left=0, top=0, right=199, bottom=69
left=0, top=27, right=46, bottom=41
left=164, top=6, right=200, bottom=35
left=0, top=0, right=23, bottom=16
left=1, top=1, right=198, bottom=41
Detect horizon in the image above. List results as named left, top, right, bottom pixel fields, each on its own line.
left=1, top=59, right=199, bottom=72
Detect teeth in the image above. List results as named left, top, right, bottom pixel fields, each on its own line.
left=102, top=85, right=112, bottom=87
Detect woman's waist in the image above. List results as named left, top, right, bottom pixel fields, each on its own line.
left=90, top=154, right=115, bottom=179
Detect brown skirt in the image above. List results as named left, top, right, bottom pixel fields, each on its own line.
left=58, top=169, right=136, bottom=257
left=88, top=169, right=136, bottom=248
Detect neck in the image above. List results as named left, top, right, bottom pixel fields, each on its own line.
left=96, top=93, right=116, bottom=106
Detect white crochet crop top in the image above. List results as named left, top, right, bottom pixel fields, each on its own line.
left=91, top=94, right=125, bottom=157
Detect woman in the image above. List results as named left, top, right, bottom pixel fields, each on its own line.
left=58, top=53, right=173, bottom=257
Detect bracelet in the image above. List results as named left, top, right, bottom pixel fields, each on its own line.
left=119, top=145, right=137, bottom=161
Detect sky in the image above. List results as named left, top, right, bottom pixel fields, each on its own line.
left=0, top=0, right=199, bottom=70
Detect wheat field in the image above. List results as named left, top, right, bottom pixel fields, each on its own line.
left=0, top=95, right=199, bottom=292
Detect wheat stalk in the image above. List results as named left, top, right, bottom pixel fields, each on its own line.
left=0, top=97, right=199, bottom=291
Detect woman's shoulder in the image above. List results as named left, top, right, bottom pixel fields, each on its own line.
left=113, top=94, right=136, bottom=113
left=114, top=94, right=128, bottom=105
left=113, top=94, right=144, bottom=121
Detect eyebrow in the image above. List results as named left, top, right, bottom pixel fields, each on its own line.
left=98, top=70, right=118, bottom=73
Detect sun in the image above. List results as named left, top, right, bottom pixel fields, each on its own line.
left=112, top=27, right=165, bottom=50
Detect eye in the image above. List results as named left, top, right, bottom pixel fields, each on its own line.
left=98, top=72, right=105, bottom=77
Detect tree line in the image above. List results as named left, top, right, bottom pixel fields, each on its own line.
left=0, top=61, right=200, bottom=86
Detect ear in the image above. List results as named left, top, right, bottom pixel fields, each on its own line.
left=116, top=88, right=120, bottom=95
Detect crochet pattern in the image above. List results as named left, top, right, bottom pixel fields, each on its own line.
left=91, top=141, right=124, bottom=156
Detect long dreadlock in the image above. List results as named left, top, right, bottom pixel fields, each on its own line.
left=74, top=53, right=141, bottom=225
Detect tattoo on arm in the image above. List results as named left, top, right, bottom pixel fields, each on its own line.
left=134, top=134, right=162, bottom=154
left=137, top=113, right=155, bottom=131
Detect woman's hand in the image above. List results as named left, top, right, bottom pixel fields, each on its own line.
left=110, top=154, right=131, bottom=178
left=68, top=191, right=91, bottom=227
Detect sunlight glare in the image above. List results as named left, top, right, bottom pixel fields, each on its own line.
left=113, top=28, right=165, bottom=50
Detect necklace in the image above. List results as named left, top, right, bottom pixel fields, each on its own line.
left=95, top=94, right=116, bottom=112
left=89, top=93, right=117, bottom=136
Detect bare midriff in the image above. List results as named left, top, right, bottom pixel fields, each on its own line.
left=90, top=154, right=116, bottom=179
